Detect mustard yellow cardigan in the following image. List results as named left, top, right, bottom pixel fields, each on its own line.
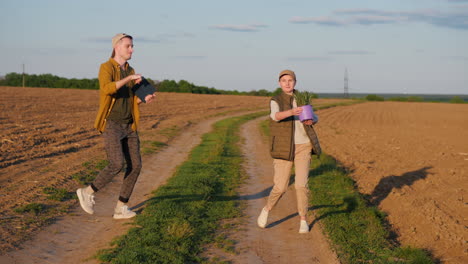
left=94, top=58, right=140, bottom=133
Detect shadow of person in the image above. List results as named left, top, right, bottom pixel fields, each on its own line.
left=266, top=197, right=357, bottom=230
left=131, top=169, right=306, bottom=212
left=238, top=186, right=273, bottom=200
left=131, top=185, right=274, bottom=212
left=368, top=166, right=432, bottom=206
left=308, top=197, right=357, bottom=230
left=130, top=162, right=334, bottom=213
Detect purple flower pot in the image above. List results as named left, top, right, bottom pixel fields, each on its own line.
left=299, top=104, right=314, bottom=122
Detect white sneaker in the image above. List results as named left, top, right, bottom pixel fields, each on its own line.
left=76, top=188, right=95, bottom=214
left=113, top=205, right=136, bottom=219
left=299, top=220, right=309, bottom=234
left=257, top=208, right=269, bottom=228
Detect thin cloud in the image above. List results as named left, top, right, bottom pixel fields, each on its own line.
left=36, top=47, right=79, bottom=56
left=86, top=37, right=109, bottom=43
left=86, top=36, right=161, bottom=44
left=334, top=8, right=398, bottom=16
left=85, top=32, right=195, bottom=45
left=171, top=55, right=207, bottom=60
left=210, top=23, right=268, bottom=32
left=148, top=32, right=195, bottom=44
left=289, top=16, right=345, bottom=26
left=286, top=56, right=332, bottom=61
left=446, top=55, right=468, bottom=61
left=290, top=6, right=468, bottom=30
left=351, top=15, right=403, bottom=25
left=86, top=36, right=163, bottom=44
left=136, top=37, right=165, bottom=44
left=410, top=9, right=468, bottom=30
left=334, top=9, right=407, bottom=25
left=328, top=50, right=373, bottom=55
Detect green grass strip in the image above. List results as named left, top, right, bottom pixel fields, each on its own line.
left=308, top=154, right=434, bottom=263
left=96, top=111, right=268, bottom=264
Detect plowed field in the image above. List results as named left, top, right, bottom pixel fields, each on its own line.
left=0, top=86, right=343, bottom=254
left=315, top=102, right=468, bottom=263
left=1, top=87, right=466, bottom=263
left=0, top=86, right=268, bottom=253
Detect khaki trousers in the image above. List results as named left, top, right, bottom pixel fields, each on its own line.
left=266, top=143, right=312, bottom=217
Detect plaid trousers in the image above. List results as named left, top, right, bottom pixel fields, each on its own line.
left=91, top=120, right=142, bottom=203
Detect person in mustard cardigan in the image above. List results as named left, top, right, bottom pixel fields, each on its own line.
left=257, top=69, right=321, bottom=233
left=76, top=33, right=155, bottom=219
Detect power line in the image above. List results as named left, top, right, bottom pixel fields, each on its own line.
left=344, top=67, right=349, bottom=98
left=22, top=63, right=25, bottom=88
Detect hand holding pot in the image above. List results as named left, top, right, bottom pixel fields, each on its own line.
left=291, top=107, right=303, bottom=116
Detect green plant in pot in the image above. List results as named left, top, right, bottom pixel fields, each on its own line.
left=294, top=91, right=315, bottom=122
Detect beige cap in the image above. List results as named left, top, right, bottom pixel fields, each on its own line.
left=112, top=33, right=131, bottom=48
left=279, top=69, right=296, bottom=81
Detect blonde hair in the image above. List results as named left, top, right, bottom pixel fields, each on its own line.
left=111, top=35, right=133, bottom=58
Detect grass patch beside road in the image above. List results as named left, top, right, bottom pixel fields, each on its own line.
left=96, top=111, right=267, bottom=264
left=308, top=154, right=434, bottom=263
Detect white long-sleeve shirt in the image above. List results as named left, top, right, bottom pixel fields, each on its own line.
left=269, top=99, right=318, bottom=145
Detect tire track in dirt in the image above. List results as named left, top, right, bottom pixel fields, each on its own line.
left=227, top=116, right=339, bottom=264
left=0, top=111, right=262, bottom=264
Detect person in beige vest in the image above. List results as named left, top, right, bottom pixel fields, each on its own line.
left=257, top=69, right=321, bottom=233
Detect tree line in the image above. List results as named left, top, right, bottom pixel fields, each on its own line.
left=0, top=72, right=305, bottom=97
left=365, top=94, right=466, bottom=103
left=0, top=72, right=99, bottom=90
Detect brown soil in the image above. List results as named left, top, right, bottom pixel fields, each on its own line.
left=315, top=102, right=468, bottom=264
left=0, top=86, right=341, bottom=263
left=0, top=86, right=267, bottom=255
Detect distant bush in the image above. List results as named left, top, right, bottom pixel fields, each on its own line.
left=407, top=96, right=424, bottom=102
left=272, top=87, right=283, bottom=96
left=388, top=96, right=424, bottom=102
left=388, top=97, right=407, bottom=102
left=450, top=96, right=465, bottom=104
left=365, top=94, right=385, bottom=101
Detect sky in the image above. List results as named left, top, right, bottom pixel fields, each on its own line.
left=1, top=0, right=467, bottom=94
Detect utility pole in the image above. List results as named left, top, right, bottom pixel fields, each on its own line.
left=344, top=67, right=349, bottom=98
left=22, top=63, right=25, bottom=88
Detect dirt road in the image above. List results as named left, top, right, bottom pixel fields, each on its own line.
left=229, top=116, right=339, bottom=264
